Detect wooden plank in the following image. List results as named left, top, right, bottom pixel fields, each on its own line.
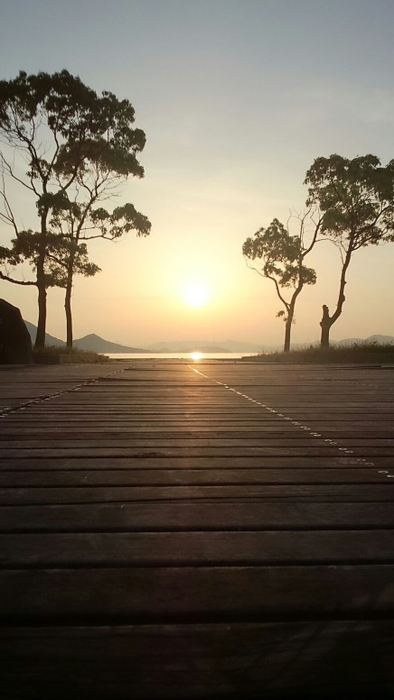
left=2, top=618, right=394, bottom=652
left=2, top=436, right=394, bottom=448
left=1, top=446, right=393, bottom=458
left=2, top=622, right=394, bottom=699
left=1, top=455, right=385, bottom=470
left=2, top=483, right=394, bottom=506
left=2, top=565, right=394, bottom=622
left=9, top=406, right=393, bottom=416
left=3, top=427, right=394, bottom=438
left=0, top=467, right=387, bottom=487
left=2, top=530, right=394, bottom=567
left=2, top=502, right=394, bottom=533
left=22, top=399, right=394, bottom=407
left=4, top=417, right=394, bottom=426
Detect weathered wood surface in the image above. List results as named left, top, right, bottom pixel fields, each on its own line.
left=1, top=359, right=394, bottom=698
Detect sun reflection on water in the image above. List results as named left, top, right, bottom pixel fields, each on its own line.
left=190, top=352, right=203, bottom=361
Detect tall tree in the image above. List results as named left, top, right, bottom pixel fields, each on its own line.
left=0, top=70, right=150, bottom=347
left=49, top=198, right=150, bottom=348
left=43, top=231, right=102, bottom=347
left=243, top=213, right=320, bottom=352
left=305, top=154, right=394, bottom=348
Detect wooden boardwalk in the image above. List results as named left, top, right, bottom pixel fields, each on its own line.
left=1, top=358, right=394, bottom=698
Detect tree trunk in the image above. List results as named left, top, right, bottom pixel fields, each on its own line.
left=65, top=286, right=73, bottom=349
left=35, top=273, right=47, bottom=349
left=320, top=246, right=353, bottom=350
left=283, top=299, right=296, bottom=353
left=284, top=317, right=292, bottom=352
left=35, top=211, right=48, bottom=349
left=65, top=256, right=75, bottom=349
left=283, top=321, right=291, bottom=352
left=320, top=305, right=331, bottom=349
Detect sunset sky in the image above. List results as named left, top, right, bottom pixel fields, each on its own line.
left=1, top=0, right=394, bottom=347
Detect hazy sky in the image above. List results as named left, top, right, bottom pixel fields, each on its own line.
left=1, top=0, right=394, bottom=346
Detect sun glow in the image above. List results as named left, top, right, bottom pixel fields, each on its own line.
left=183, top=284, right=209, bottom=307
left=190, top=351, right=203, bottom=361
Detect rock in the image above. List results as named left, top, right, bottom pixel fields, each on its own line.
left=0, top=299, right=33, bottom=364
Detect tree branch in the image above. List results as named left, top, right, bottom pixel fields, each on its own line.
left=265, top=271, right=290, bottom=310
left=0, top=176, right=20, bottom=237
left=0, top=152, right=36, bottom=194
left=0, top=271, right=36, bottom=286
left=302, top=216, right=323, bottom=257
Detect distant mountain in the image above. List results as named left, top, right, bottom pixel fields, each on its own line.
left=24, top=321, right=65, bottom=347
left=148, top=340, right=213, bottom=351
left=367, top=334, right=394, bottom=344
left=335, top=337, right=362, bottom=346
left=148, top=339, right=264, bottom=353
left=336, top=334, right=394, bottom=346
left=74, top=334, right=148, bottom=353
left=24, top=323, right=147, bottom=353
left=178, top=345, right=230, bottom=353
left=221, top=340, right=265, bottom=352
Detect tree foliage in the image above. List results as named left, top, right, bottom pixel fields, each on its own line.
left=0, top=70, right=151, bottom=347
left=243, top=214, right=320, bottom=351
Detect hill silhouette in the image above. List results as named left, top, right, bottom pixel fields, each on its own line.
left=147, top=339, right=262, bottom=352
left=24, top=323, right=147, bottom=353
left=24, top=321, right=65, bottom=348
left=74, top=334, right=147, bottom=353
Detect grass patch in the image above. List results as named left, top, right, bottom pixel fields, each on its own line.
left=33, top=346, right=109, bottom=364
left=246, top=342, right=394, bottom=364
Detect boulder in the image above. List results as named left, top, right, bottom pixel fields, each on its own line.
left=0, top=299, right=33, bottom=364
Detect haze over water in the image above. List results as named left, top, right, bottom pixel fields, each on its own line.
left=105, top=352, right=257, bottom=360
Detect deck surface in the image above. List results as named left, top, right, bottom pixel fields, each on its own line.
left=1, top=359, right=394, bottom=698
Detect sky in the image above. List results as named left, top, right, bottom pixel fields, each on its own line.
left=1, top=0, right=394, bottom=348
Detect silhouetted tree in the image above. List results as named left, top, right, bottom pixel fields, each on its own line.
left=43, top=232, right=102, bottom=346
left=305, top=154, right=394, bottom=348
left=243, top=212, right=321, bottom=352
left=0, top=70, right=150, bottom=348
left=49, top=199, right=150, bottom=348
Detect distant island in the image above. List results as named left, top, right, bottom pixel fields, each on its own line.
left=72, top=334, right=149, bottom=354
left=146, top=340, right=262, bottom=352
left=24, top=321, right=394, bottom=354
left=24, top=322, right=148, bottom=353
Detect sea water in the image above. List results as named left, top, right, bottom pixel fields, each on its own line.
left=104, top=352, right=258, bottom=360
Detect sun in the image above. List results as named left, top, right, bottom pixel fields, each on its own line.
left=183, top=283, right=209, bottom=307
